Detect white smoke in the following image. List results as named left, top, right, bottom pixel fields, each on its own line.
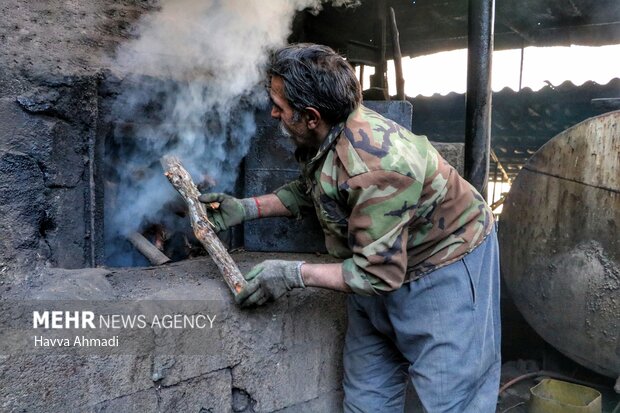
left=104, top=0, right=359, bottom=265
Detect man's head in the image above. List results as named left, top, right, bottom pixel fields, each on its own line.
left=267, top=43, right=362, bottom=149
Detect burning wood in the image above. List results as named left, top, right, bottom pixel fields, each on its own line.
left=160, top=155, right=247, bottom=296
left=141, top=223, right=166, bottom=251
left=127, top=231, right=171, bottom=266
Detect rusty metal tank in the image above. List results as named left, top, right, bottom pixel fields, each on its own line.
left=499, top=110, right=620, bottom=379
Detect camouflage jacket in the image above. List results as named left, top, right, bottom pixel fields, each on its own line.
left=275, top=105, right=494, bottom=295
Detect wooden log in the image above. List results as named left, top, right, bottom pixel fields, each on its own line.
left=127, top=232, right=171, bottom=266
left=359, top=64, right=364, bottom=90
left=160, top=155, right=246, bottom=295
left=389, top=7, right=405, bottom=101
left=490, top=149, right=511, bottom=183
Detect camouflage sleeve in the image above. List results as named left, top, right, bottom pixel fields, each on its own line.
left=273, top=178, right=314, bottom=219
left=341, top=170, right=422, bottom=295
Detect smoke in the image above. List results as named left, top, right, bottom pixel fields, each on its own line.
left=104, top=0, right=359, bottom=265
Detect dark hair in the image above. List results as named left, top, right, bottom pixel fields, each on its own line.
left=268, top=43, right=362, bottom=124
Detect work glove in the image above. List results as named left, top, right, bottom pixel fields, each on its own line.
left=235, top=260, right=306, bottom=307
left=198, top=193, right=259, bottom=232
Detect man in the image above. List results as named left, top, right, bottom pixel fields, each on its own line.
left=200, top=43, right=501, bottom=413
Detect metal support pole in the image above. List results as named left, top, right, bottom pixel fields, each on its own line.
left=518, top=44, right=525, bottom=91
left=464, top=0, right=495, bottom=199
left=371, top=0, right=387, bottom=91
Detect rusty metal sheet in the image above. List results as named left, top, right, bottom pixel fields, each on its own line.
left=499, top=111, right=620, bottom=378
left=525, top=110, right=620, bottom=191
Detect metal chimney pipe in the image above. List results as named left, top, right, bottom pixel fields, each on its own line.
left=464, top=0, right=495, bottom=199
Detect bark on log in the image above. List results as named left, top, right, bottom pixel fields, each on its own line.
left=127, top=232, right=171, bottom=266
left=160, top=155, right=246, bottom=295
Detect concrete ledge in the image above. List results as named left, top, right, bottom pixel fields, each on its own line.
left=0, top=252, right=346, bottom=413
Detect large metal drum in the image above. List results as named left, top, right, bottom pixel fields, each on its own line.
left=500, top=111, right=620, bottom=378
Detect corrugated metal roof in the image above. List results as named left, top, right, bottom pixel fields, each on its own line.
left=409, top=78, right=620, bottom=178
left=295, top=0, right=620, bottom=58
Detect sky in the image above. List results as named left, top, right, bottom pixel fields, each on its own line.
left=359, top=44, right=620, bottom=97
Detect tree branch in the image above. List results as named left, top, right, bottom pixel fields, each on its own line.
left=160, top=155, right=246, bottom=296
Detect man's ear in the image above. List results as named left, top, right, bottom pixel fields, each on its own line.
left=304, top=107, right=322, bottom=130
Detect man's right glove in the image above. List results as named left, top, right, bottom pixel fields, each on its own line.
left=198, top=193, right=260, bottom=232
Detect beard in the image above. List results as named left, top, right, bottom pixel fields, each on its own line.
left=278, top=121, right=293, bottom=139
left=279, top=121, right=307, bottom=149
left=278, top=119, right=317, bottom=151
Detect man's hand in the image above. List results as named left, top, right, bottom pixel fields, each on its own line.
left=235, top=260, right=305, bottom=307
left=198, top=193, right=259, bottom=232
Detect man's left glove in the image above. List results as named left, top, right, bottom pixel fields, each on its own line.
left=235, top=260, right=305, bottom=307
left=198, top=193, right=259, bottom=233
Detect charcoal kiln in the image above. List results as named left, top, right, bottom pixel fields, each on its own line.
left=103, top=90, right=421, bottom=265
left=100, top=73, right=255, bottom=267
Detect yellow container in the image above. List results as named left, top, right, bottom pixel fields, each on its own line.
left=528, top=378, right=602, bottom=413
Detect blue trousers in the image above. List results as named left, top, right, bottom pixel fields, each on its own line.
left=343, top=228, right=501, bottom=413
